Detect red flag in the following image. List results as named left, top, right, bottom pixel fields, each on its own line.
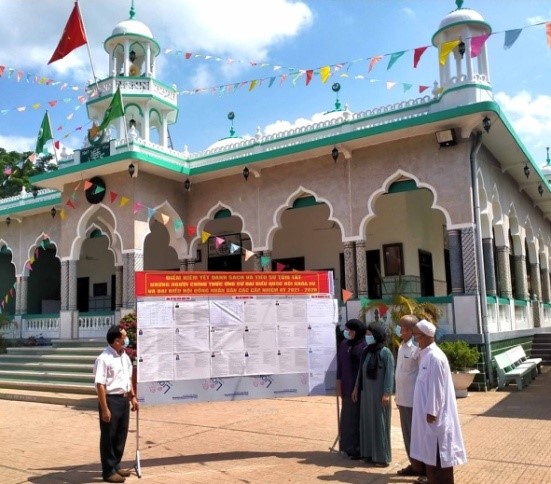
left=413, top=46, right=429, bottom=68
left=342, top=289, right=353, bottom=303
left=48, top=2, right=87, bottom=64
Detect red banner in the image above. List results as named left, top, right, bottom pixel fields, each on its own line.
left=135, top=271, right=332, bottom=297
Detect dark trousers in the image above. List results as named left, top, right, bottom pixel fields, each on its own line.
left=99, top=395, right=130, bottom=479
left=398, top=405, right=425, bottom=474
left=339, top=396, right=361, bottom=457
left=426, top=443, right=454, bottom=484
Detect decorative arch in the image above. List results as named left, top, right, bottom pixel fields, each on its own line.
left=24, top=234, right=59, bottom=277
left=71, top=204, right=123, bottom=265
left=265, top=187, right=343, bottom=249
left=191, top=202, right=251, bottom=255
left=507, top=205, right=523, bottom=255
left=0, top=239, right=16, bottom=274
left=360, top=169, right=453, bottom=238
left=140, top=200, right=187, bottom=258
left=477, top=171, right=492, bottom=238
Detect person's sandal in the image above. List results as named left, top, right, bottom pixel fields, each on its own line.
left=398, top=465, right=420, bottom=476
left=416, top=476, right=429, bottom=484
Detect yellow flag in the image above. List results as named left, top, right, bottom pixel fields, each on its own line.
left=439, top=40, right=460, bottom=65
left=120, top=196, right=129, bottom=207
left=320, top=66, right=331, bottom=84
left=201, top=231, right=211, bottom=244
left=249, top=80, right=258, bottom=91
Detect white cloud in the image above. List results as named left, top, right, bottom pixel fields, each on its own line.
left=0, top=0, right=313, bottom=84
left=495, top=90, right=551, bottom=162
left=263, top=112, right=328, bottom=135
left=0, top=135, right=35, bottom=153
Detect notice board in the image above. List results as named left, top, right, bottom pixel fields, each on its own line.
left=135, top=271, right=338, bottom=405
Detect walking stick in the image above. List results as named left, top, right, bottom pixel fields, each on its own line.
left=134, top=407, right=142, bottom=478
left=329, top=393, right=341, bottom=452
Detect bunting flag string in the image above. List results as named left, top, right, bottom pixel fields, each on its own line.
left=57, top=179, right=294, bottom=267
left=164, top=18, right=550, bottom=75
left=2, top=18, right=549, bottom=120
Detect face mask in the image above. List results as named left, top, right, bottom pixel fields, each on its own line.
left=365, top=335, right=375, bottom=345
left=343, top=329, right=352, bottom=340
left=123, top=337, right=130, bottom=348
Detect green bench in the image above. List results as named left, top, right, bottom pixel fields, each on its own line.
left=494, top=346, right=538, bottom=390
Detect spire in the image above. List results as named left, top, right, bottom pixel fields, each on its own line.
left=332, top=83, right=342, bottom=111
left=455, top=0, right=464, bottom=9
left=228, top=112, right=236, bottom=137
left=547, top=147, right=550, bottom=166
left=129, top=0, right=136, bottom=19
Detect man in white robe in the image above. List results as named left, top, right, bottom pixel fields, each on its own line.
left=410, top=320, right=467, bottom=484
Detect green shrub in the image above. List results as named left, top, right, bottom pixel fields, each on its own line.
left=440, top=340, right=480, bottom=372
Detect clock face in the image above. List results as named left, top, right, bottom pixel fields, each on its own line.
left=85, top=176, right=106, bottom=204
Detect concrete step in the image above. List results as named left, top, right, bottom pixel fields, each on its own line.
left=0, top=354, right=98, bottom=364
left=0, top=388, right=97, bottom=408
left=0, top=378, right=95, bottom=395
left=0, top=369, right=94, bottom=384
left=54, top=339, right=104, bottom=349
left=6, top=346, right=103, bottom=357
left=0, top=361, right=92, bottom=372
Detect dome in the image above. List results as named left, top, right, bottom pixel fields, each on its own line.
left=207, top=136, right=245, bottom=152
left=112, top=19, right=153, bottom=39
left=540, top=163, right=551, bottom=179
left=432, top=7, right=491, bottom=45
left=439, top=8, right=486, bottom=30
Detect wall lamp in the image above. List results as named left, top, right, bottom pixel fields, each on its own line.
left=6, top=217, right=11, bottom=227
left=538, top=184, right=544, bottom=197
left=50, top=207, right=57, bottom=219
left=482, top=116, right=491, bottom=133
left=435, top=128, right=456, bottom=147
left=458, top=40, right=466, bottom=59
left=184, top=178, right=191, bottom=191
left=331, top=147, right=339, bottom=162
left=32, top=186, right=39, bottom=198
left=524, top=163, right=530, bottom=179
left=243, top=166, right=250, bottom=181
left=128, top=163, right=135, bottom=177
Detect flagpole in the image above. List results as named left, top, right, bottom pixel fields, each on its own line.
left=47, top=111, right=59, bottom=164
left=121, top=95, right=129, bottom=146
left=76, top=1, right=101, bottom=94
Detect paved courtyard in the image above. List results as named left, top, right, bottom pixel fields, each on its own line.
left=1, top=367, right=550, bottom=483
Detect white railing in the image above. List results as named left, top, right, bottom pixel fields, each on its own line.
left=78, top=313, right=115, bottom=338
left=0, top=320, right=19, bottom=339
left=22, top=316, right=60, bottom=339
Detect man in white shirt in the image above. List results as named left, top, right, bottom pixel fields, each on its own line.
left=395, top=315, right=425, bottom=478
left=410, top=320, right=467, bottom=484
left=94, top=325, right=138, bottom=483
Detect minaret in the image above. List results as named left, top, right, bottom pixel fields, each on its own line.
left=431, top=0, right=493, bottom=110
left=86, top=1, right=178, bottom=148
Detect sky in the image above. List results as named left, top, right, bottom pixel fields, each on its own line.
left=1, top=0, right=551, bottom=165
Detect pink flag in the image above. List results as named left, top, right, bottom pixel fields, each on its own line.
left=470, top=33, right=490, bottom=58
left=368, top=55, right=383, bottom=72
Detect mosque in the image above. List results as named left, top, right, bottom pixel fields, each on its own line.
left=0, top=2, right=550, bottom=390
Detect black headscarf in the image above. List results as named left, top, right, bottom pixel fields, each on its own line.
left=362, top=322, right=387, bottom=380
left=345, top=318, right=367, bottom=345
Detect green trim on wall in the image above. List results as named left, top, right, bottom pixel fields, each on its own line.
left=214, top=209, right=232, bottom=219
left=291, top=196, right=321, bottom=208
left=388, top=180, right=418, bottom=193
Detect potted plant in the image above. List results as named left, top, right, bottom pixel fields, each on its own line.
left=439, top=340, right=480, bottom=398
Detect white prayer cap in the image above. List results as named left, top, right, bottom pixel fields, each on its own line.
left=416, top=319, right=436, bottom=337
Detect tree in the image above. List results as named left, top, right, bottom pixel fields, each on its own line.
left=0, top=147, right=57, bottom=199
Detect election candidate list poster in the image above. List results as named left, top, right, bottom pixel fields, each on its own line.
left=134, top=271, right=338, bottom=405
